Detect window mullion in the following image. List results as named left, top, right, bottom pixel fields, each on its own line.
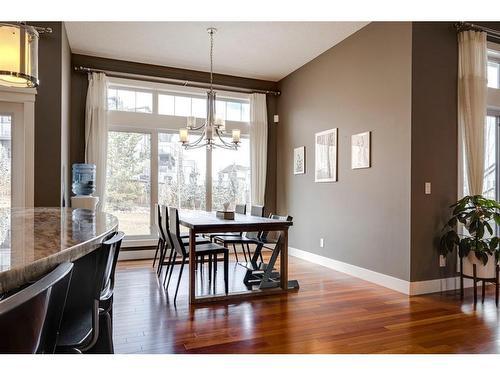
left=206, top=147, right=212, bottom=212
left=150, top=130, right=159, bottom=234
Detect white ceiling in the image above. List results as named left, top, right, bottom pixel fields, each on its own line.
left=65, top=22, right=368, bottom=82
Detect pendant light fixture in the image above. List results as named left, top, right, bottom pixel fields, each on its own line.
left=179, top=28, right=241, bottom=151
left=0, top=22, right=51, bottom=88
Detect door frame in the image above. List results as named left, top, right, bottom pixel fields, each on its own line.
left=0, top=87, right=36, bottom=208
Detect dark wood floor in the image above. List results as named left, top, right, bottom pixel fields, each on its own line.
left=113, top=254, right=500, bottom=354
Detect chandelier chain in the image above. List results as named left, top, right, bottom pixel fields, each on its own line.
left=209, top=28, right=214, bottom=91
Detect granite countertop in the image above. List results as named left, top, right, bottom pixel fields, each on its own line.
left=0, top=207, right=118, bottom=294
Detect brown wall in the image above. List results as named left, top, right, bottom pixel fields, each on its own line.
left=410, top=22, right=500, bottom=282
left=277, top=22, right=413, bottom=280
left=70, top=54, right=279, bottom=212
left=27, top=22, right=71, bottom=207
left=410, top=22, right=458, bottom=282
left=61, top=23, right=72, bottom=207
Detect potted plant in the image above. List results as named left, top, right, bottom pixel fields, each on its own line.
left=439, top=195, right=500, bottom=279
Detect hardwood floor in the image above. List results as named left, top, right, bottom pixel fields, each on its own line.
left=113, top=254, right=500, bottom=354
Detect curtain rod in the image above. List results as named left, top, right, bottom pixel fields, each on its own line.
left=455, top=22, right=500, bottom=40
left=73, top=66, right=280, bottom=96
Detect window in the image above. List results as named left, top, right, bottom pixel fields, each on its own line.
left=212, top=137, right=250, bottom=210
left=107, top=88, right=153, bottom=113
left=106, top=79, right=251, bottom=242
left=488, top=61, right=499, bottom=89
left=0, top=115, right=11, bottom=209
left=483, top=116, right=497, bottom=199
left=114, top=88, right=249, bottom=122
left=106, top=131, right=151, bottom=236
left=158, top=132, right=206, bottom=210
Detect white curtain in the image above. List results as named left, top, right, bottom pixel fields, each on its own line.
left=249, top=93, right=268, bottom=206
left=85, top=72, right=109, bottom=209
left=458, top=30, right=488, bottom=196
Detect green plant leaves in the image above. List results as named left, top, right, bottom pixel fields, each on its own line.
left=439, top=195, right=500, bottom=267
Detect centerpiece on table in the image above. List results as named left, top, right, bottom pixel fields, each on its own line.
left=216, top=202, right=235, bottom=220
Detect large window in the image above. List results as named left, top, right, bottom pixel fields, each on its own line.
left=106, top=131, right=151, bottom=236
left=111, top=85, right=250, bottom=123
left=158, top=133, right=206, bottom=210
left=107, top=88, right=153, bottom=113
left=212, top=137, right=250, bottom=210
left=105, top=78, right=251, bottom=241
left=488, top=61, right=500, bottom=89
left=483, top=115, right=497, bottom=199
left=0, top=115, right=11, bottom=209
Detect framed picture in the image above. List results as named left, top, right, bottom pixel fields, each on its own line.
left=293, top=146, right=305, bottom=175
left=315, top=128, right=337, bottom=182
left=351, top=131, right=371, bottom=169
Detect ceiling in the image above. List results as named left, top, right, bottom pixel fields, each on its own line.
left=65, top=22, right=368, bottom=82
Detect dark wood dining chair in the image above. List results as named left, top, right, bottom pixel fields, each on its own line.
left=95, top=231, right=125, bottom=353
left=206, top=204, right=247, bottom=261
left=0, top=262, right=74, bottom=354
left=56, top=231, right=124, bottom=353
left=152, top=204, right=165, bottom=270
left=157, top=205, right=211, bottom=280
left=240, top=214, right=293, bottom=288
left=213, top=205, right=265, bottom=262
left=166, top=207, right=229, bottom=302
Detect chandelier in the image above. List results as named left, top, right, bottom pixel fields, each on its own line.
left=179, top=28, right=240, bottom=150
left=0, top=23, right=52, bottom=88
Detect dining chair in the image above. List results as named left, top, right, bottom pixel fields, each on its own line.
left=157, top=205, right=211, bottom=280
left=206, top=203, right=246, bottom=243
left=0, top=262, right=74, bottom=354
left=240, top=214, right=293, bottom=288
left=213, top=205, right=265, bottom=263
left=166, top=207, right=229, bottom=302
left=95, top=231, right=125, bottom=353
left=56, top=231, right=124, bottom=353
left=152, top=204, right=165, bottom=269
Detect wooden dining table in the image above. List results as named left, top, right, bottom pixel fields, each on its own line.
left=179, top=210, right=299, bottom=304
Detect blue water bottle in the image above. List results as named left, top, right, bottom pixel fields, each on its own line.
left=72, top=163, right=96, bottom=196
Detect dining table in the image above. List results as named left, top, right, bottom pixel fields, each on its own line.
left=179, top=210, right=299, bottom=304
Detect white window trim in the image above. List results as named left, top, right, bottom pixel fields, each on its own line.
left=0, top=87, right=36, bottom=208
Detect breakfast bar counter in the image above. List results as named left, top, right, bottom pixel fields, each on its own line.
left=0, top=207, right=118, bottom=294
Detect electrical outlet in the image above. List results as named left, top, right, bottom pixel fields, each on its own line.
left=320, top=238, right=324, bottom=248
left=439, top=255, right=446, bottom=267
left=273, top=114, right=279, bottom=123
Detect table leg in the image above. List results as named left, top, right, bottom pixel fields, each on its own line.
left=189, top=229, right=196, bottom=304
left=280, top=229, right=289, bottom=290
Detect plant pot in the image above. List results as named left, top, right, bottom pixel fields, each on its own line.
left=462, top=252, right=498, bottom=279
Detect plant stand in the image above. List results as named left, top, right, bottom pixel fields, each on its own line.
left=460, top=257, right=499, bottom=305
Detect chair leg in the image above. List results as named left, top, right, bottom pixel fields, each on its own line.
left=482, top=280, right=486, bottom=304
left=163, top=246, right=174, bottom=283
left=153, top=238, right=163, bottom=276
left=174, top=257, right=186, bottom=302
left=241, top=244, right=248, bottom=262
left=473, top=264, right=477, bottom=305
left=208, top=254, right=213, bottom=282
left=213, top=254, right=218, bottom=293
left=165, top=252, right=177, bottom=288
left=231, top=243, right=239, bottom=262
left=153, top=238, right=161, bottom=268
left=245, top=243, right=252, bottom=261
left=460, top=257, right=464, bottom=300
left=224, top=251, right=229, bottom=295
left=496, top=265, right=499, bottom=307
left=156, top=239, right=165, bottom=276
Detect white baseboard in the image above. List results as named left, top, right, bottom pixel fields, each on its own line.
left=118, top=249, right=156, bottom=261
left=289, top=247, right=466, bottom=296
